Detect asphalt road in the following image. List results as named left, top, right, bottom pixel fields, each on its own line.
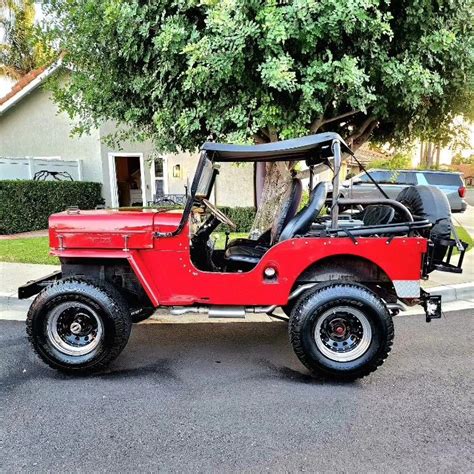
left=1, top=311, right=473, bottom=473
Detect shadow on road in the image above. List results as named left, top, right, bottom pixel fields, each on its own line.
left=0, top=320, right=355, bottom=389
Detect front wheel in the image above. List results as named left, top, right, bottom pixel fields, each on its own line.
left=289, top=283, right=394, bottom=380
left=26, top=279, right=132, bottom=374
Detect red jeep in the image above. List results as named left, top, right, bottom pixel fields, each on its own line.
left=20, top=134, right=467, bottom=380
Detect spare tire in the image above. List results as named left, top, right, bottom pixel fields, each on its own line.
left=396, top=185, right=451, bottom=264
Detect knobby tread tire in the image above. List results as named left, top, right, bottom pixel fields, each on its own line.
left=26, top=278, right=132, bottom=374
left=130, top=307, right=155, bottom=323
left=289, top=283, right=394, bottom=381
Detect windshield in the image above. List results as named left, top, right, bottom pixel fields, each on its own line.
left=195, top=157, right=216, bottom=198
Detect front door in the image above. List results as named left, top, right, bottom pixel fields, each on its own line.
left=109, top=154, right=145, bottom=208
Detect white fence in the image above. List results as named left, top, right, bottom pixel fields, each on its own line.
left=0, top=157, right=83, bottom=181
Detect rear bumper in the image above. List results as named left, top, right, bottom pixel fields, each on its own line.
left=18, top=271, right=62, bottom=299
left=452, top=200, right=468, bottom=213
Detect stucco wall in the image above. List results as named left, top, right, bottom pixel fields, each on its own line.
left=0, top=87, right=102, bottom=183
left=0, top=85, right=255, bottom=208
left=164, top=153, right=255, bottom=207
left=214, top=162, right=255, bottom=207
left=164, top=151, right=199, bottom=195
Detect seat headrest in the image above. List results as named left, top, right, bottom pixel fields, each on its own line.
left=278, top=181, right=329, bottom=242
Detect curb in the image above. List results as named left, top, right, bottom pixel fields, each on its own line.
left=426, top=282, right=474, bottom=303
left=2, top=282, right=473, bottom=321
left=0, top=294, right=31, bottom=312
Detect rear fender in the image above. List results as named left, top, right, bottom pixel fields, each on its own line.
left=293, top=254, right=416, bottom=300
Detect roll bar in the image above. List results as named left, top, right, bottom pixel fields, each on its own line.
left=337, top=198, right=414, bottom=222
left=155, top=136, right=407, bottom=238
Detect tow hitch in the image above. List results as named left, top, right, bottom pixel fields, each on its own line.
left=420, top=289, right=442, bottom=323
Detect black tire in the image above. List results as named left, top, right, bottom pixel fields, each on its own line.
left=130, top=306, right=155, bottom=323
left=26, top=279, right=132, bottom=374
left=397, top=185, right=451, bottom=263
left=289, top=283, right=394, bottom=381
left=281, top=302, right=294, bottom=318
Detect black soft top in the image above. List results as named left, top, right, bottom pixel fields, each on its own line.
left=201, top=132, right=352, bottom=162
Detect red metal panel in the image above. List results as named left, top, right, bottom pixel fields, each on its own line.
left=132, top=235, right=427, bottom=306
left=49, top=210, right=182, bottom=250
left=49, top=211, right=427, bottom=307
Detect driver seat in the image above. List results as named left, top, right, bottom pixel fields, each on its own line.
left=225, top=182, right=329, bottom=269
left=227, top=177, right=303, bottom=249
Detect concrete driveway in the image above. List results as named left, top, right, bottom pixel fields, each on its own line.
left=1, top=311, right=473, bottom=472
left=465, top=188, right=474, bottom=207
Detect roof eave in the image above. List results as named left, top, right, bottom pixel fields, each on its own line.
left=0, top=59, right=63, bottom=116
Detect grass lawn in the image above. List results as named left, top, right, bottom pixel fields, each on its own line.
left=0, top=237, right=59, bottom=265
left=0, top=232, right=249, bottom=265
left=454, top=226, right=474, bottom=254
left=0, top=228, right=471, bottom=265
left=212, top=232, right=248, bottom=249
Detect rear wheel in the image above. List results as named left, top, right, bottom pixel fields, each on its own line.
left=26, top=279, right=132, bottom=374
left=289, top=283, right=394, bottom=380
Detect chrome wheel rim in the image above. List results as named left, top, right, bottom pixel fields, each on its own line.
left=46, top=302, right=103, bottom=356
left=314, top=306, right=372, bottom=362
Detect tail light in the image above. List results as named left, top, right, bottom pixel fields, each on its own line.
left=458, top=186, right=466, bottom=198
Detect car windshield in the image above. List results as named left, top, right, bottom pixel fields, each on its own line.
left=195, top=157, right=216, bottom=198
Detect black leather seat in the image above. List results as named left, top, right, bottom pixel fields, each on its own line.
left=227, top=177, right=303, bottom=249
left=225, top=182, right=329, bottom=268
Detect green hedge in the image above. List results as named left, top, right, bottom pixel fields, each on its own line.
left=148, top=202, right=256, bottom=232
left=218, top=206, right=256, bottom=232
left=0, top=180, right=104, bottom=234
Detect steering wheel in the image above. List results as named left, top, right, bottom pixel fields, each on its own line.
left=202, top=199, right=237, bottom=230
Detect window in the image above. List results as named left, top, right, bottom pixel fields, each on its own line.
left=358, top=171, right=385, bottom=183
left=154, top=157, right=166, bottom=197
left=360, top=170, right=390, bottom=184
left=376, top=171, right=392, bottom=183
left=358, top=170, right=416, bottom=185
left=394, top=172, right=417, bottom=185
left=422, top=172, right=463, bottom=186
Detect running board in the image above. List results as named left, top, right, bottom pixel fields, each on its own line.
left=170, top=305, right=276, bottom=318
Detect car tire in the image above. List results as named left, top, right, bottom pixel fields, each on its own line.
left=397, top=185, right=451, bottom=263
left=130, top=306, right=155, bottom=323
left=281, top=303, right=293, bottom=318
left=289, top=283, right=394, bottom=381
left=26, top=279, right=132, bottom=374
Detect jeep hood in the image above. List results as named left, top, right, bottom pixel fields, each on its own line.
left=49, top=209, right=181, bottom=250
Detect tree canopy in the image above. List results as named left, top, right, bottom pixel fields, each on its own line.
left=0, top=0, right=53, bottom=78
left=45, top=0, right=473, bottom=152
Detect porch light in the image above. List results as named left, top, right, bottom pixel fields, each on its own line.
left=173, top=164, right=182, bottom=178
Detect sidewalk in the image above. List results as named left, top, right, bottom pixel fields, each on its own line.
left=1, top=252, right=473, bottom=321
left=0, top=229, right=49, bottom=240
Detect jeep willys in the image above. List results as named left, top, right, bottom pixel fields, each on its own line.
left=20, top=133, right=467, bottom=379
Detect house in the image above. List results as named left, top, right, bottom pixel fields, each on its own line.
left=0, top=62, right=255, bottom=208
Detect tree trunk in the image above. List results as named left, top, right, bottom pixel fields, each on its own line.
left=250, top=115, right=378, bottom=235
left=435, top=144, right=441, bottom=168
left=426, top=142, right=434, bottom=168
left=250, top=160, right=293, bottom=236
left=420, top=142, right=425, bottom=167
